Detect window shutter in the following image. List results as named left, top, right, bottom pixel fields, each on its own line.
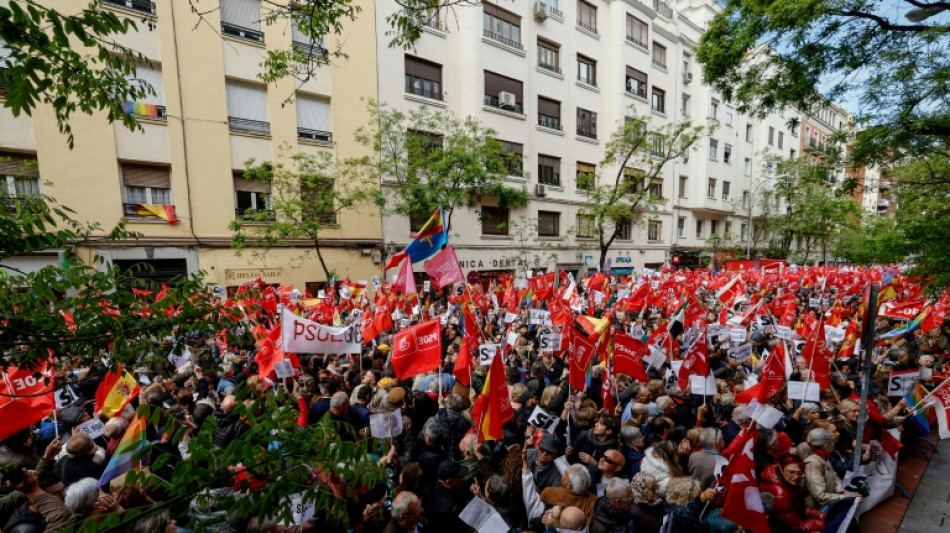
left=626, top=67, right=647, bottom=86
left=483, top=2, right=521, bottom=25
left=226, top=81, right=268, bottom=122
left=121, top=164, right=171, bottom=188
left=577, top=162, right=595, bottom=173
left=233, top=173, right=270, bottom=193
left=484, top=71, right=523, bottom=102
left=220, top=0, right=261, bottom=30
left=538, top=97, right=560, bottom=118
left=296, top=95, right=330, bottom=131
left=405, top=56, right=442, bottom=81
left=0, top=152, right=39, bottom=178
left=133, top=64, right=164, bottom=105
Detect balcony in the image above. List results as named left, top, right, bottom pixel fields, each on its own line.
left=235, top=208, right=276, bottom=220
left=626, top=36, right=647, bottom=49
left=538, top=115, right=562, bottom=131
left=576, top=21, right=598, bottom=35
left=229, top=117, right=271, bottom=136
left=103, top=0, right=156, bottom=15
left=483, top=30, right=524, bottom=51
left=538, top=62, right=561, bottom=75
left=298, top=128, right=332, bottom=143
left=484, top=95, right=523, bottom=114
left=221, top=22, right=264, bottom=43
left=293, top=41, right=329, bottom=62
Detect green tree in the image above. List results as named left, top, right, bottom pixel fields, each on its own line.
left=229, top=146, right=378, bottom=280
left=349, top=102, right=528, bottom=233
left=509, top=215, right=560, bottom=277
left=835, top=214, right=906, bottom=265
left=696, top=0, right=950, bottom=166
left=577, top=113, right=705, bottom=270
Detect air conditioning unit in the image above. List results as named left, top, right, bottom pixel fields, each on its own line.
left=534, top=1, right=549, bottom=21
left=683, top=72, right=693, bottom=84
left=498, top=91, right=517, bottom=110
left=535, top=184, right=547, bottom=197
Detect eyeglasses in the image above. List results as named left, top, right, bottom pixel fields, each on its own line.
left=601, top=456, right=618, bottom=466
left=784, top=469, right=803, bottom=478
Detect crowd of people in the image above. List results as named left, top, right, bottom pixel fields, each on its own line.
left=1, top=267, right=947, bottom=533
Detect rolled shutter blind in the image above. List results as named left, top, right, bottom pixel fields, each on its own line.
left=538, top=97, right=560, bottom=118
left=134, top=64, right=164, bottom=105
left=0, top=153, right=39, bottom=178
left=233, top=174, right=270, bottom=193
left=483, top=2, right=520, bottom=25
left=221, top=0, right=261, bottom=30
left=226, top=81, right=268, bottom=122
left=296, top=95, right=330, bottom=131
left=122, top=164, right=170, bottom=188
left=405, top=56, right=441, bottom=82
left=484, top=71, right=523, bottom=102
left=577, top=162, right=595, bottom=173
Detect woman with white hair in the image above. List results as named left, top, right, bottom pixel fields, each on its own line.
left=798, top=428, right=861, bottom=508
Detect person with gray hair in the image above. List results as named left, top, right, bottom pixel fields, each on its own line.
left=325, top=391, right=358, bottom=442
left=688, top=427, right=725, bottom=489
left=64, top=477, right=100, bottom=517
left=618, top=425, right=646, bottom=477
left=388, top=490, right=423, bottom=532
left=53, top=433, right=105, bottom=488
left=590, top=478, right=634, bottom=533
left=540, top=464, right=599, bottom=519
left=800, top=427, right=860, bottom=507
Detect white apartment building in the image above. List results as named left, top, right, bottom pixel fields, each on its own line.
left=375, top=0, right=843, bottom=279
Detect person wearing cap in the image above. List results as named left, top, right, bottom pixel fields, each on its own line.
left=423, top=459, right=472, bottom=532
left=526, top=434, right=563, bottom=492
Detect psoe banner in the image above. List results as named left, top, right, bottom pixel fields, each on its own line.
left=281, top=308, right=361, bottom=354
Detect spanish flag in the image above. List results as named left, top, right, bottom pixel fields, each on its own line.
left=471, top=350, right=511, bottom=441
left=95, top=366, right=141, bottom=419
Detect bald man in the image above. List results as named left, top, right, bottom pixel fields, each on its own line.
left=595, top=449, right=626, bottom=494
left=558, top=506, right=588, bottom=533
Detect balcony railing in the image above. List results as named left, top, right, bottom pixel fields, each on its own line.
left=235, top=208, right=276, bottom=220
left=221, top=22, right=264, bottom=43
left=626, top=36, right=647, bottom=48
left=483, top=30, right=524, bottom=50
left=123, top=203, right=176, bottom=220
left=0, top=68, right=9, bottom=96
left=652, top=59, right=667, bottom=69
left=538, top=115, right=562, bottom=130
left=538, top=62, right=561, bottom=74
left=298, top=128, right=333, bottom=143
left=229, top=117, right=271, bottom=136
left=577, top=127, right=597, bottom=140
left=103, top=0, right=156, bottom=15
left=548, top=6, right=563, bottom=17
left=484, top=95, right=523, bottom=113
left=576, top=20, right=598, bottom=34
left=293, top=41, right=329, bottom=62
left=1, top=195, right=41, bottom=211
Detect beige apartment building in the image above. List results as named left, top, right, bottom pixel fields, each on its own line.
left=0, top=0, right=381, bottom=293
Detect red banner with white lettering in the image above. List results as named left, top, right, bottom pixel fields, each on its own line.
left=568, top=331, right=598, bottom=390
left=612, top=332, right=649, bottom=383
left=0, top=362, right=55, bottom=440
left=391, top=319, right=442, bottom=380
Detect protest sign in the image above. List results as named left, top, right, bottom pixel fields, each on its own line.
left=728, top=343, right=754, bottom=363
left=527, top=406, right=559, bottom=433
left=460, top=496, right=510, bottom=533
left=787, top=381, right=821, bottom=402
left=370, top=408, right=404, bottom=438
left=887, top=369, right=919, bottom=397
left=539, top=334, right=562, bottom=352
left=76, top=418, right=106, bottom=440
left=729, top=328, right=747, bottom=343
left=281, top=308, right=361, bottom=354
left=478, top=344, right=498, bottom=366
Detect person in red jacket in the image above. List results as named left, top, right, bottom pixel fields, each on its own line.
left=758, top=454, right=826, bottom=532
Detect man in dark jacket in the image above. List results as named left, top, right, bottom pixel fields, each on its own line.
left=423, top=460, right=472, bottom=532
left=53, top=433, right=104, bottom=488
left=590, top=478, right=634, bottom=533
left=526, top=434, right=562, bottom=492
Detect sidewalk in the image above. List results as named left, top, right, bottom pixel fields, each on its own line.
left=895, top=435, right=950, bottom=532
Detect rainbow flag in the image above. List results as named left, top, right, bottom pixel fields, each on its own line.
left=906, top=382, right=934, bottom=435
left=880, top=305, right=932, bottom=340
left=98, top=414, right=147, bottom=488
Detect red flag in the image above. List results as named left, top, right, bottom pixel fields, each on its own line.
left=361, top=308, right=380, bottom=343
left=529, top=272, right=556, bottom=301
left=454, top=305, right=480, bottom=387
left=391, top=319, right=442, bottom=380
left=715, top=274, right=746, bottom=304
left=393, top=257, right=417, bottom=295
left=373, top=307, right=394, bottom=334
left=779, top=301, right=798, bottom=327
left=801, top=319, right=831, bottom=388
left=757, top=342, right=787, bottom=404
left=0, top=362, right=55, bottom=440
left=602, top=360, right=616, bottom=412
left=837, top=320, right=860, bottom=359
left=384, top=249, right=407, bottom=270
left=721, top=428, right=770, bottom=533
left=549, top=297, right=572, bottom=331
left=471, top=348, right=512, bottom=441
left=568, top=331, right=598, bottom=390
left=613, top=332, right=649, bottom=383
left=423, top=246, right=464, bottom=289
left=678, top=326, right=709, bottom=390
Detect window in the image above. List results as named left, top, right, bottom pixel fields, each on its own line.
left=220, top=0, right=263, bottom=42
left=649, top=133, right=664, bottom=156
left=790, top=148, right=797, bottom=159
left=626, top=14, right=648, bottom=47
left=740, top=223, right=747, bottom=241
left=652, top=42, right=666, bottom=69
left=677, top=217, right=685, bottom=238
left=538, top=211, right=560, bottom=237
left=576, top=214, right=594, bottom=237
left=576, top=162, right=595, bottom=190
left=678, top=176, right=687, bottom=198
left=695, top=219, right=703, bottom=238
left=0, top=153, right=40, bottom=201
left=648, top=177, right=663, bottom=198
left=577, top=55, right=597, bottom=86
left=291, top=16, right=328, bottom=59
left=651, top=87, right=665, bottom=113
left=724, top=106, right=733, bottom=126
left=483, top=2, right=522, bottom=49
left=768, top=126, right=775, bottom=146
left=681, top=94, right=690, bottom=116
left=577, top=1, right=597, bottom=34
left=710, top=99, right=719, bottom=120
left=648, top=220, right=661, bottom=241
left=233, top=172, right=272, bottom=218
left=710, top=220, right=718, bottom=235
left=122, top=163, right=171, bottom=208
left=296, top=94, right=331, bottom=142
left=123, top=64, right=166, bottom=120
left=742, top=191, right=749, bottom=209
left=538, top=96, right=562, bottom=130
left=778, top=131, right=784, bottom=149
left=301, top=179, right=337, bottom=225
left=625, top=66, right=647, bottom=98
left=623, top=167, right=643, bottom=194
left=405, top=55, right=443, bottom=100
left=484, top=70, right=523, bottom=112
left=707, top=178, right=716, bottom=199
left=745, top=124, right=753, bottom=142
left=498, top=140, right=523, bottom=176
left=577, top=107, right=597, bottom=139
left=481, top=205, right=509, bottom=235
left=538, top=155, right=561, bottom=186
left=722, top=181, right=731, bottom=201
left=725, top=221, right=732, bottom=236
left=226, top=80, right=269, bottom=135
left=616, top=219, right=631, bottom=240
left=537, top=39, right=560, bottom=73
left=723, top=144, right=732, bottom=164
left=708, top=139, right=718, bottom=160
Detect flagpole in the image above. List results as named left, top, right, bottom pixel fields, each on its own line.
left=52, top=408, right=59, bottom=440
left=916, top=375, right=950, bottom=405
left=852, top=284, right=878, bottom=474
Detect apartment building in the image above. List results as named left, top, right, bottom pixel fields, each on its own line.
left=0, top=0, right=381, bottom=292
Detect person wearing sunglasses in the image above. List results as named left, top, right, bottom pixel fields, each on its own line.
left=594, top=450, right=625, bottom=494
